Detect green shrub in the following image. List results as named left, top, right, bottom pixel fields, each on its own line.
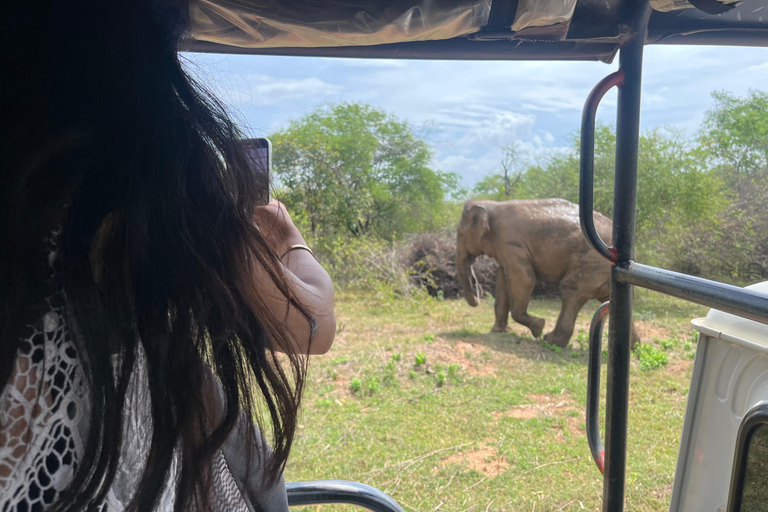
left=660, top=338, right=677, bottom=351
left=635, top=345, right=669, bottom=371
left=366, top=376, right=382, bottom=394
left=414, top=352, right=427, bottom=366
left=447, top=363, right=461, bottom=382
left=350, top=378, right=362, bottom=394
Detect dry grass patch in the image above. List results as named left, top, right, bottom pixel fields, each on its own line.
left=494, top=393, right=580, bottom=420
left=665, top=359, right=694, bottom=377
left=440, top=445, right=510, bottom=477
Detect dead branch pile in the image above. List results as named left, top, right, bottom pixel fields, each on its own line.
left=404, top=231, right=497, bottom=299
left=404, top=231, right=558, bottom=299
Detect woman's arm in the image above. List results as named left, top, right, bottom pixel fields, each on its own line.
left=252, top=201, right=335, bottom=355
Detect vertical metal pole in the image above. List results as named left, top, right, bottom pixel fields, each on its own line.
left=603, top=4, right=650, bottom=511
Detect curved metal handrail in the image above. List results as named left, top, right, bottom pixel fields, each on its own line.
left=586, top=301, right=610, bottom=474
left=579, top=69, right=624, bottom=264
left=287, top=480, right=405, bottom=512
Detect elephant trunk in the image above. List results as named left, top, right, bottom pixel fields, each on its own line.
left=456, top=242, right=478, bottom=307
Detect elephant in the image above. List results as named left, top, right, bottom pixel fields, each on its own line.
left=456, top=198, right=639, bottom=348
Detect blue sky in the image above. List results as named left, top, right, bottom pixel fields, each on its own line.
left=185, top=46, right=768, bottom=186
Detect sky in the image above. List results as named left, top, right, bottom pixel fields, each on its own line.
left=184, top=46, right=768, bottom=186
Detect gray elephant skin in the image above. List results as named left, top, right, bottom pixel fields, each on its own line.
left=456, top=198, right=639, bottom=348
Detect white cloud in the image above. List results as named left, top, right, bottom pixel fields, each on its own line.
left=326, top=58, right=407, bottom=68
left=437, top=153, right=500, bottom=184
left=454, top=110, right=537, bottom=148
left=245, top=75, right=344, bottom=104
left=748, top=62, right=768, bottom=72
left=185, top=46, right=768, bottom=188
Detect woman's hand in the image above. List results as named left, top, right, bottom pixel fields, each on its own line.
left=252, top=201, right=335, bottom=355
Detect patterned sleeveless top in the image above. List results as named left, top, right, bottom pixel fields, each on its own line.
left=0, top=243, right=288, bottom=511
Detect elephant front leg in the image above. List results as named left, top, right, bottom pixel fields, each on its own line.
left=504, top=263, right=546, bottom=338
left=491, top=267, right=510, bottom=332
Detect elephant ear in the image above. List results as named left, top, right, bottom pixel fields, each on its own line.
left=467, top=205, right=489, bottom=235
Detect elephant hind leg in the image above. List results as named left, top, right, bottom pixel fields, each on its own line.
left=545, top=273, right=596, bottom=347
left=545, top=293, right=589, bottom=348
left=504, top=263, right=545, bottom=338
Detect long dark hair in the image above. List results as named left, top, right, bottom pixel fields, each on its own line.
left=1, top=1, right=308, bottom=510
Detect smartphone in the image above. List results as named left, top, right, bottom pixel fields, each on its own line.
left=241, top=137, right=272, bottom=206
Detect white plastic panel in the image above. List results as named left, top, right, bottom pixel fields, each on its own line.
left=701, top=281, right=768, bottom=348
left=670, top=336, right=768, bottom=511
left=669, top=281, right=768, bottom=511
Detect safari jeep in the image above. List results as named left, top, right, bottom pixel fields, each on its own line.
left=184, top=1, right=768, bottom=510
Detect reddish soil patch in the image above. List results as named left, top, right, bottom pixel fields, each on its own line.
left=423, top=339, right=498, bottom=377
left=441, top=446, right=510, bottom=477
left=493, top=393, right=586, bottom=437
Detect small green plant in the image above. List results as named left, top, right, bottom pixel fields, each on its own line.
left=635, top=344, right=669, bottom=371
left=384, top=360, right=397, bottom=384
left=447, top=363, right=461, bottom=382
left=366, top=376, right=382, bottom=394
left=392, top=352, right=402, bottom=362
left=350, top=378, right=362, bottom=394
left=436, top=290, right=445, bottom=301
left=660, top=338, right=677, bottom=351
left=570, top=351, right=580, bottom=358
left=543, top=343, right=562, bottom=354
left=436, top=371, right=446, bottom=387
left=423, top=333, right=435, bottom=342
left=575, top=328, right=588, bottom=349
left=409, top=370, right=417, bottom=380
left=414, top=352, right=427, bottom=366
left=332, top=356, right=349, bottom=365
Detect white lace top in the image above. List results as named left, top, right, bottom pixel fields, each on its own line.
left=0, top=291, right=287, bottom=512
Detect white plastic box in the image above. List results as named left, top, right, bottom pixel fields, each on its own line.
left=669, top=281, right=768, bottom=512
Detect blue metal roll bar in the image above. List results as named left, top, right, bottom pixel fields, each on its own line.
left=577, top=2, right=768, bottom=511
left=287, top=480, right=405, bottom=512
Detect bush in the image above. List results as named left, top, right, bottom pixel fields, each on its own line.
left=635, top=345, right=668, bottom=371
left=313, top=234, right=415, bottom=295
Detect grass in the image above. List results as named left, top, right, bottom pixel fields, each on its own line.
left=284, top=289, right=708, bottom=511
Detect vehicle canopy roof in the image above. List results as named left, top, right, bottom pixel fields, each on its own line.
left=184, top=0, right=767, bottom=61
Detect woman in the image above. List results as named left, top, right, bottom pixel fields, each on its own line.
left=0, top=0, right=335, bottom=511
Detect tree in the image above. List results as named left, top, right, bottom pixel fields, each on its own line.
left=685, top=90, right=768, bottom=281
left=472, top=142, right=527, bottom=199
left=700, top=90, right=768, bottom=194
left=270, top=103, right=458, bottom=240
left=509, top=124, right=725, bottom=267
